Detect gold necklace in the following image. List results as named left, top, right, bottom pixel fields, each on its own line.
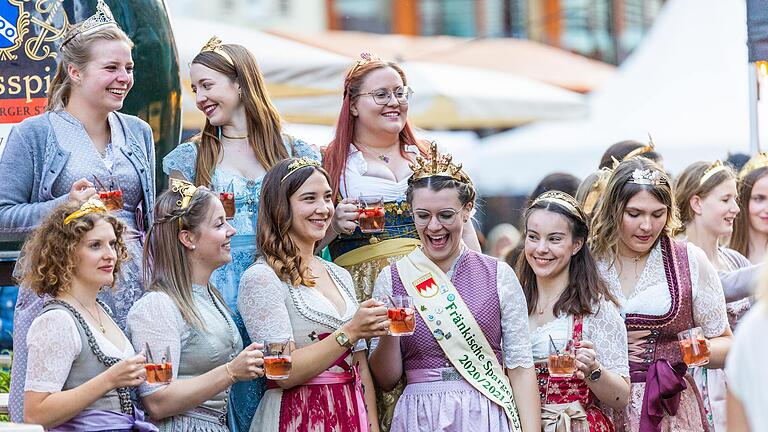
left=355, top=142, right=393, bottom=163
left=69, top=295, right=105, bottom=333
left=222, top=133, right=248, bottom=140
left=619, top=253, right=647, bottom=279
left=536, top=287, right=567, bottom=315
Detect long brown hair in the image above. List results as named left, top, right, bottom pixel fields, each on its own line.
left=516, top=194, right=617, bottom=317
left=47, top=25, right=133, bottom=110
left=191, top=44, right=288, bottom=187
left=731, top=167, right=768, bottom=256
left=257, top=158, right=331, bottom=287
left=323, top=58, right=428, bottom=201
left=144, top=186, right=225, bottom=329
left=590, top=157, right=681, bottom=261
left=674, top=161, right=737, bottom=234
left=19, top=202, right=128, bottom=297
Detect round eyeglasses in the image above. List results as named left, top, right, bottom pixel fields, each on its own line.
left=357, top=86, right=413, bottom=105
left=411, top=208, right=462, bottom=226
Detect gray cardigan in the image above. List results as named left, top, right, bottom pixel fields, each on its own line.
left=0, top=111, right=155, bottom=241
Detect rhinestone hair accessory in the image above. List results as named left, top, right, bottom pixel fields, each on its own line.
left=738, top=152, right=768, bottom=180
left=170, top=179, right=198, bottom=209
left=623, top=134, right=656, bottom=161
left=281, top=157, right=321, bottom=183
left=63, top=198, right=108, bottom=225
left=532, top=191, right=585, bottom=222
left=628, top=168, right=666, bottom=186
left=61, top=0, right=119, bottom=48
left=409, top=142, right=472, bottom=185
left=348, top=51, right=384, bottom=77
left=699, top=160, right=728, bottom=186
left=200, top=36, right=234, bottom=66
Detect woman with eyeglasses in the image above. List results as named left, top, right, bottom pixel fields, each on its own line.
left=322, top=54, right=481, bottom=429
left=368, top=147, right=540, bottom=432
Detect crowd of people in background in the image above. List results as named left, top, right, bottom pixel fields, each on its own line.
left=0, top=1, right=767, bottom=431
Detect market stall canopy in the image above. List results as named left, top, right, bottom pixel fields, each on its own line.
left=269, top=30, right=616, bottom=94
left=173, top=19, right=587, bottom=130
left=469, top=0, right=757, bottom=196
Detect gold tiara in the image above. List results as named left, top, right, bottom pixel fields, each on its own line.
left=739, top=152, right=768, bottom=181
left=348, top=52, right=384, bottom=77
left=623, top=134, right=656, bottom=161
left=700, top=160, right=728, bottom=186
left=170, top=179, right=198, bottom=209
left=582, top=166, right=614, bottom=215
left=532, top=191, right=585, bottom=222
left=200, top=36, right=234, bottom=66
left=63, top=198, right=108, bottom=225
left=628, top=168, right=666, bottom=186
left=281, top=157, right=321, bottom=183
left=409, top=142, right=471, bottom=185
left=61, top=0, right=118, bottom=48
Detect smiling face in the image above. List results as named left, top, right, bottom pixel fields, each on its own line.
left=190, top=62, right=243, bottom=127
left=351, top=67, right=409, bottom=137
left=524, top=209, right=583, bottom=282
left=71, top=219, right=118, bottom=289
left=187, top=197, right=236, bottom=269
left=694, top=178, right=740, bottom=237
left=618, top=190, right=669, bottom=256
left=748, top=175, right=768, bottom=236
left=411, top=187, right=471, bottom=269
left=288, top=170, right=335, bottom=249
left=70, top=39, right=133, bottom=113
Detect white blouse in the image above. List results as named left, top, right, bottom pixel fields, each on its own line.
left=597, top=241, right=728, bottom=338
left=372, top=255, right=535, bottom=369
left=529, top=300, right=630, bottom=377
left=726, top=303, right=768, bottom=431
left=339, top=144, right=420, bottom=201
left=25, top=309, right=134, bottom=393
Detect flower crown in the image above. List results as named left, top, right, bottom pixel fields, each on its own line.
left=62, top=0, right=119, bottom=48
left=63, top=198, right=108, bottom=225
left=409, top=142, right=471, bottom=185
left=200, top=36, right=234, bottom=66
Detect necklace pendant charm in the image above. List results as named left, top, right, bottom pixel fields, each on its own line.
left=379, top=155, right=390, bottom=163
left=100, top=325, right=106, bottom=333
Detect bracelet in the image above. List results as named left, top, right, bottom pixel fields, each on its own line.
left=225, top=361, right=237, bottom=384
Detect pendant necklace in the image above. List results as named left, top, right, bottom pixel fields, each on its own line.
left=536, top=287, right=567, bottom=315
left=356, top=143, right=391, bottom=163
left=70, top=295, right=106, bottom=333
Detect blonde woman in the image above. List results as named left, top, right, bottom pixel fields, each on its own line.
left=3, top=1, right=155, bottom=421
left=127, top=182, right=264, bottom=430
left=21, top=199, right=154, bottom=431
left=590, top=157, right=731, bottom=431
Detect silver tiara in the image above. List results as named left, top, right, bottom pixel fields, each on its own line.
left=61, top=0, right=118, bottom=47
left=628, top=168, right=666, bottom=186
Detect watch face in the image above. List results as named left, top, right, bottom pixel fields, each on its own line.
left=336, top=332, right=350, bottom=347
left=589, top=368, right=602, bottom=381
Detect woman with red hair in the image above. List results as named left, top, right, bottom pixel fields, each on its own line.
left=322, top=53, right=480, bottom=430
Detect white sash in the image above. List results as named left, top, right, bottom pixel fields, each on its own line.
left=396, top=248, right=523, bottom=430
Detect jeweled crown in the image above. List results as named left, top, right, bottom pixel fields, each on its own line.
left=63, top=198, right=108, bottom=225
left=170, top=179, right=198, bottom=209
left=628, top=168, right=666, bottom=186
left=739, top=152, right=768, bottom=180
left=281, top=157, right=321, bottom=183
left=61, top=0, right=118, bottom=47
left=409, top=142, right=471, bottom=185
left=200, top=36, right=234, bottom=66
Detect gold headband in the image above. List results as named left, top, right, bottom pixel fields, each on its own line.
left=739, top=152, right=768, bottom=180
left=623, top=134, right=656, bottom=161
left=281, top=157, right=321, bottom=183
left=200, top=36, right=234, bottom=66
left=170, top=179, right=198, bottom=209
left=582, top=166, right=614, bottom=215
left=64, top=198, right=108, bottom=225
left=531, top=191, right=585, bottom=222
left=700, top=160, right=728, bottom=186
left=348, top=52, right=384, bottom=77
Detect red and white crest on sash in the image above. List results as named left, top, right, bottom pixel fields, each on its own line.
left=413, top=273, right=438, bottom=298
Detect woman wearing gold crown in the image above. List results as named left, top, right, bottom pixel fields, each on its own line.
left=162, top=36, right=320, bottom=431
left=730, top=152, right=768, bottom=264
left=239, top=158, right=387, bottom=431
left=321, top=54, right=481, bottom=429
left=368, top=150, right=540, bottom=432
left=589, top=157, right=732, bottom=432
left=1, top=1, right=156, bottom=422
left=674, top=160, right=758, bottom=432
left=20, top=199, right=156, bottom=431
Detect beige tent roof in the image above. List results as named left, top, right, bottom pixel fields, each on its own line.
left=268, top=30, right=616, bottom=94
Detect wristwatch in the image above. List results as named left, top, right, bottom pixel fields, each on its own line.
left=334, top=329, right=354, bottom=349
left=588, top=367, right=602, bottom=382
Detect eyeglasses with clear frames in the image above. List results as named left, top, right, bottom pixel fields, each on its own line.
left=357, top=86, right=413, bottom=105
left=411, top=208, right=463, bottom=226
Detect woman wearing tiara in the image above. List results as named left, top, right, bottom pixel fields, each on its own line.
left=322, top=54, right=480, bottom=429
left=730, top=152, right=768, bottom=264
left=517, top=191, right=629, bottom=432
left=369, top=147, right=540, bottom=432
left=1, top=1, right=155, bottom=421
left=162, top=36, right=319, bottom=431
left=590, top=157, right=731, bottom=431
